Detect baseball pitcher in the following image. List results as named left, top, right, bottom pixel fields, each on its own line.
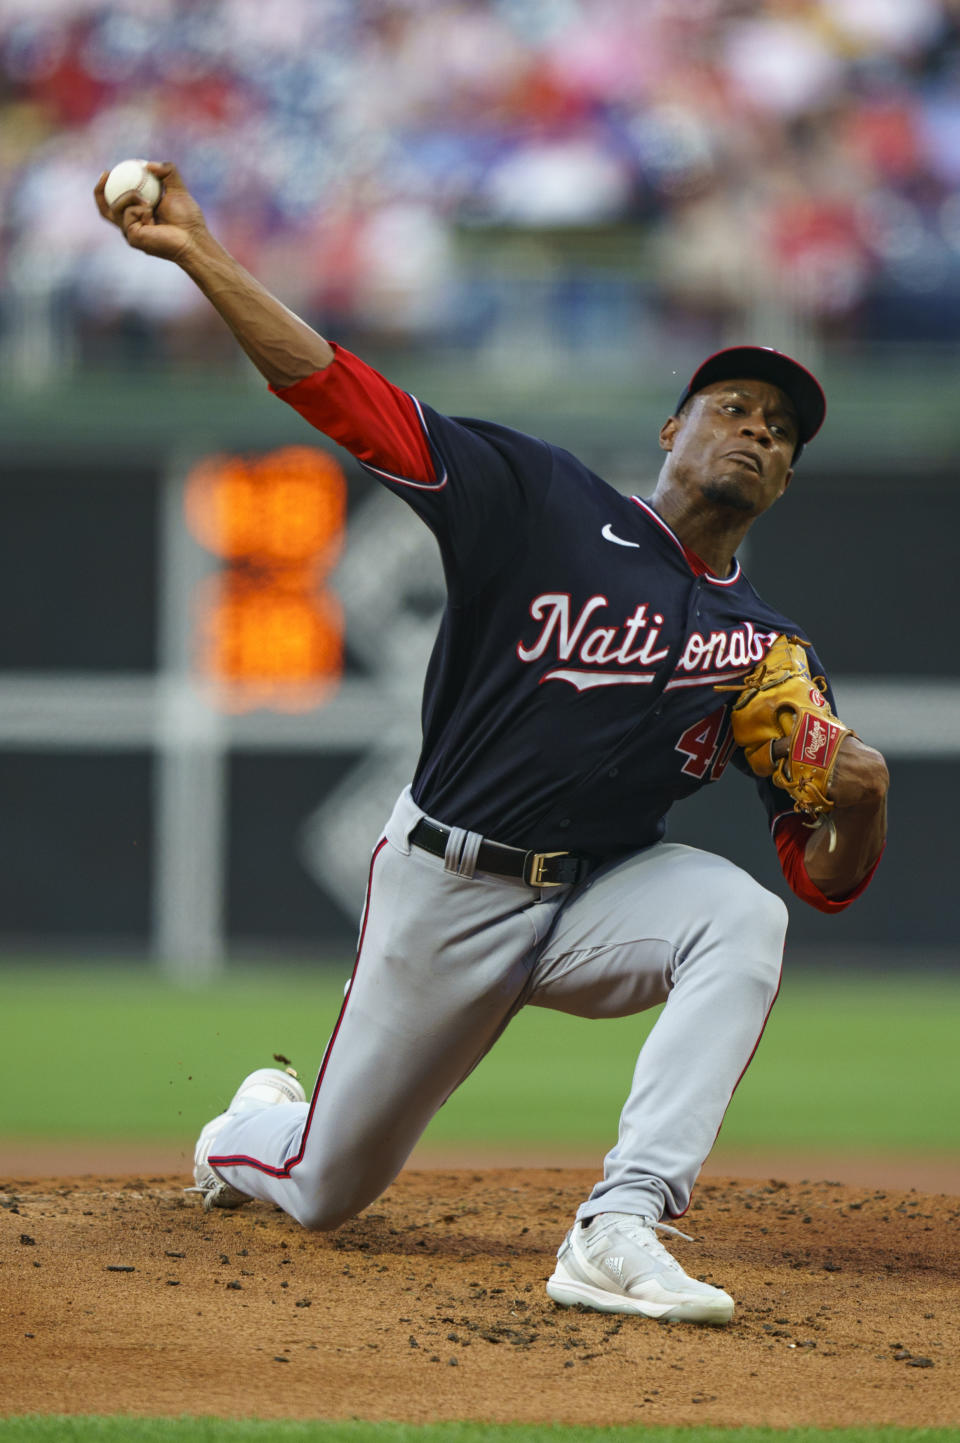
left=96, top=164, right=889, bottom=1324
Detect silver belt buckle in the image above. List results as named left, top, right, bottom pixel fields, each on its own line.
left=525, top=850, right=569, bottom=887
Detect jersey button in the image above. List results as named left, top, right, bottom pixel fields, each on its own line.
left=607, top=767, right=619, bottom=778
left=558, top=818, right=571, bottom=829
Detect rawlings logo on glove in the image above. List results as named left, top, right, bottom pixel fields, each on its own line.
left=716, top=634, right=855, bottom=821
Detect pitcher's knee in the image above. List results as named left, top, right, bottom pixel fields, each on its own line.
left=289, top=1179, right=375, bottom=1233
left=741, top=883, right=788, bottom=955
left=687, top=869, right=786, bottom=996
left=710, top=870, right=787, bottom=949
left=725, top=886, right=787, bottom=993
left=289, top=1194, right=345, bottom=1232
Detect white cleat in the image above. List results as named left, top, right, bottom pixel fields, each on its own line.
left=546, top=1212, right=734, bottom=1324
left=187, top=1067, right=307, bottom=1212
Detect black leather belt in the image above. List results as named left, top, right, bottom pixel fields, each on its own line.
left=410, top=817, right=586, bottom=888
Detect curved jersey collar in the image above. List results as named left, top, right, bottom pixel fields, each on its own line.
left=630, top=497, right=742, bottom=587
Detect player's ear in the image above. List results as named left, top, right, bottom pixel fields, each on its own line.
left=659, top=415, right=680, bottom=452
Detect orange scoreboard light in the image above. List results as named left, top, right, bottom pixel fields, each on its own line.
left=184, top=446, right=347, bottom=710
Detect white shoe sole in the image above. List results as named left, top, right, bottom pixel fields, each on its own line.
left=546, top=1269, right=734, bottom=1324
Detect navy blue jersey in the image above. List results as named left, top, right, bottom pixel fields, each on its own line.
left=364, top=404, right=832, bottom=860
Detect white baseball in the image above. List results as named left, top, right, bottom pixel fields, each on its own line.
left=104, top=159, right=162, bottom=211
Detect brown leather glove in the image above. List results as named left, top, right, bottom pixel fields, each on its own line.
left=717, top=634, right=855, bottom=820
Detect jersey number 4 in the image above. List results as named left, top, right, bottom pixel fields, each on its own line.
left=675, top=706, right=735, bottom=780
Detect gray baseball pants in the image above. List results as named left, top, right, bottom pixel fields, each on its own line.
left=209, top=785, right=787, bottom=1227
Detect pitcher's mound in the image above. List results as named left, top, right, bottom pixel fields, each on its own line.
left=2, top=1168, right=957, bottom=1426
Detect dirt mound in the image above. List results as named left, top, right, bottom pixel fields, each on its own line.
left=3, top=1168, right=958, bottom=1426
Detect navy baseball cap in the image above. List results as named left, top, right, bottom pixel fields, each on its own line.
left=676, top=346, right=826, bottom=455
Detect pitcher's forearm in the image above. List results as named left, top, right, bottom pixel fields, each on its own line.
left=804, top=737, right=889, bottom=897
left=180, top=234, right=334, bottom=388
left=805, top=794, right=886, bottom=897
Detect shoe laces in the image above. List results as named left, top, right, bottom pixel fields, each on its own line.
left=183, top=1181, right=216, bottom=1201
left=184, top=1179, right=236, bottom=1212
left=597, top=1215, right=694, bottom=1273
left=644, top=1220, right=694, bottom=1270
left=649, top=1219, right=693, bottom=1244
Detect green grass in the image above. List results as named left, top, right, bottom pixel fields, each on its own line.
left=0, top=966, right=958, bottom=1154
left=1, top=1425, right=958, bottom=1443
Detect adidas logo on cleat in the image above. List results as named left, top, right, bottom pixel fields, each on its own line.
left=604, top=1255, right=625, bottom=1283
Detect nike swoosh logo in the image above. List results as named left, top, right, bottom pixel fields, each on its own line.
left=601, top=524, right=640, bottom=548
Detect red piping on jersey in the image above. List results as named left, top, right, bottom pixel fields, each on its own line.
left=773, top=811, right=883, bottom=913
left=270, top=344, right=442, bottom=488
left=630, top=497, right=742, bottom=585
left=209, top=836, right=389, bottom=1181
left=357, top=395, right=450, bottom=490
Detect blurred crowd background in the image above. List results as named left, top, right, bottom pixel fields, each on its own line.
left=5, top=0, right=960, bottom=377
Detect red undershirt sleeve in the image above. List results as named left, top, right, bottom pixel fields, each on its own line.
left=269, top=344, right=437, bottom=485
left=773, top=812, right=883, bottom=913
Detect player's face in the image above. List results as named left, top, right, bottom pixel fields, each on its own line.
left=658, top=378, right=797, bottom=517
